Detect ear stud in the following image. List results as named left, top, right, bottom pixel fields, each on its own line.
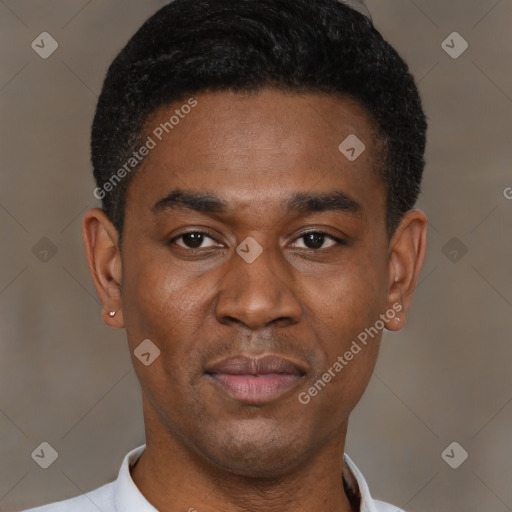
left=109, top=311, right=116, bottom=317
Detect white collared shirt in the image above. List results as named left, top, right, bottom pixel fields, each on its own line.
left=22, top=445, right=405, bottom=512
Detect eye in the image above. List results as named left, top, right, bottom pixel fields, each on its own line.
left=290, top=231, right=345, bottom=250
left=169, top=230, right=345, bottom=251
left=171, top=232, right=220, bottom=249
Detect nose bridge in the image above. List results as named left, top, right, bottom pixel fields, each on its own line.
left=214, top=240, right=301, bottom=329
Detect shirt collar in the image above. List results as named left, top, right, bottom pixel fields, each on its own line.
left=114, top=444, right=381, bottom=512
left=113, top=444, right=158, bottom=512
left=343, top=453, right=381, bottom=512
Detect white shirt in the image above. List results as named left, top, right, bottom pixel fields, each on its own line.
left=22, top=444, right=405, bottom=512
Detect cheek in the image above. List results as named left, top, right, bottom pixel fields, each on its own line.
left=303, top=313, right=381, bottom=430
left=312, top=251, right=388, bottom=334
left=121, top=255, right=199, bottom=349
left=303, top=247, right=387, bottom=403
left=121, top=262, right=207, bottom=403
left=297, top=335, right=379, bottom=438
left=121, top=254, right=220, bottom=393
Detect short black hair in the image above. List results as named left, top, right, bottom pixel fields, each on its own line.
left=91, top=0, right=427, bottom=242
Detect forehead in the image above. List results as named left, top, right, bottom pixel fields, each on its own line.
left=127, top=89, right=385, bottom=219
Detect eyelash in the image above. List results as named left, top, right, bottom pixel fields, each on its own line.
left=168, top=230, right=346, bottom=250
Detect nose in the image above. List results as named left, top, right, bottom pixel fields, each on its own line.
left=214, top=242, right=302, bottom=330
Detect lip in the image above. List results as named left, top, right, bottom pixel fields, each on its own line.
left=205, top=354, right=307, bottom=404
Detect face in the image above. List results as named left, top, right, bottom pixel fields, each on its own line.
left=84, top=89, right=426, bottom=478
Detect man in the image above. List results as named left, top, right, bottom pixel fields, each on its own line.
left=23, top=0, right=427, bottom=510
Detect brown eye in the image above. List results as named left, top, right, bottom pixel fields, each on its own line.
left=172, top=232, right=219, bottom=249
left=291, top=231, right=345, bottom=250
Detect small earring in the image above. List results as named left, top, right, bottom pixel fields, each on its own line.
left=109, top=311, right=116, bottom=317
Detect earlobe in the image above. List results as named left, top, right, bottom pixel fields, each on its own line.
left=82, top=208, right=125, bottom=329
left=385, top=210, right=427, bottom=331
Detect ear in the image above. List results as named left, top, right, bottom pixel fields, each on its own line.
left=385, top=209, right=427, bottom=331
left=82, top=208, right=125, bottom=328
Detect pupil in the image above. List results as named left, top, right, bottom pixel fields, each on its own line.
left=183, top=233, right=203, bottom=248
left=304, top=233, right=324, bottom=249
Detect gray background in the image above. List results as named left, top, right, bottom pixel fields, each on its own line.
left=1, top=1, right=511, bottom=511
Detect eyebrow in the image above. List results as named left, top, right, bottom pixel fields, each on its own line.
left=151, top=189, right=362, bottom=217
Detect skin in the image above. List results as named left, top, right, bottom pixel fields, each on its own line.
left=83, top=89, right=427, bottom=512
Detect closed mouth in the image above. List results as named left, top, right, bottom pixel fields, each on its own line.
left=204, top=354, right=307, bottom=404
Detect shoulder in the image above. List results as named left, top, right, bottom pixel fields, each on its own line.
left=373, top=499, right=407, bottom=512
left=19, top=481, right=114, bottom=512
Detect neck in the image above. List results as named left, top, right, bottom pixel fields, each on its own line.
left=130, top=402, right=357, bottom=512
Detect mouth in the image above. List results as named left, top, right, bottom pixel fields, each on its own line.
left=204, top=354, right=307, bottom=405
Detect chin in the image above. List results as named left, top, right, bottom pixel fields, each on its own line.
left=197, top=423, right=312, bottom=479
left=212, top=449, right=304, bottom=479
